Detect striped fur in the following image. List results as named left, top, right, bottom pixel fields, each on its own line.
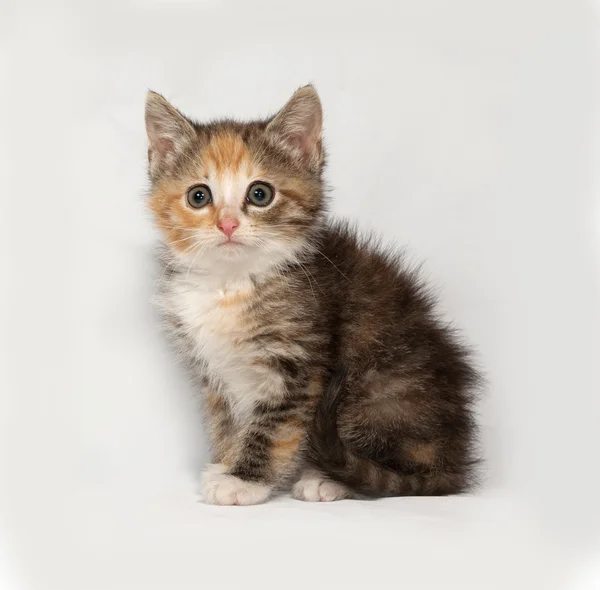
left=145, top=86, right=481, bottom=505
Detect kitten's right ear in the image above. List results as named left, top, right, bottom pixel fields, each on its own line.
left=145, top=91, right=196, bottom=178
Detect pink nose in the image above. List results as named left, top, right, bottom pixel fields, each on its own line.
left=217, top=218, right=239, bottom=238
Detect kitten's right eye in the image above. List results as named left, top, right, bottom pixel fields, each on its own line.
left=186, top=184, right=213, bottom=209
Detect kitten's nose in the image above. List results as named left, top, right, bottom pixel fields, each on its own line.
left=217, top=218, right=239, bottom=239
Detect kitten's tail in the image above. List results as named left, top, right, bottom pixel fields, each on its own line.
left=310, top=368, right=461, bottom=497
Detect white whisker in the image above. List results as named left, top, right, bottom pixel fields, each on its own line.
left=314, top=248, right=349, bottom=281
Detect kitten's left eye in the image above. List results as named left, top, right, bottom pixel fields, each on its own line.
left=246, top=182, right=274, bottom=207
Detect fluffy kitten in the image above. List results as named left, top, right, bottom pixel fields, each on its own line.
left=145, top=86, right=480, bottom=505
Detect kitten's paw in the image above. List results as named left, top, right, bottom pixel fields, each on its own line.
left=292, top=473, right=351, bottom=502
left=200, top=468, right=271, bottom=506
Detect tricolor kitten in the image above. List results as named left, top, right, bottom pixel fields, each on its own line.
left=146, top=86, right=480, bottom=505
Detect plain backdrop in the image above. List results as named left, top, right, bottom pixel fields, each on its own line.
left=1, top=0, right=599, bottom=589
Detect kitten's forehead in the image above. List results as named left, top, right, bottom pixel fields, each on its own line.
left=201, top=130, right=254, bottom=177
left=196, top=130, right=264, bottom=206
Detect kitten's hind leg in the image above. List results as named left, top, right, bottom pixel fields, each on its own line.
left=292, top=469, right=352, bottom=502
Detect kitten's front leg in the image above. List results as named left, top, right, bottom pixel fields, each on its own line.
left=201, top=399, right=306, bottom=506
left=202, top=388, right=236, bottom=466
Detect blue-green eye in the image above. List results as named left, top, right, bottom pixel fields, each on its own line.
left=246, top=182, right=274, bottom=207
left=187, top=184, right=212, bottom=209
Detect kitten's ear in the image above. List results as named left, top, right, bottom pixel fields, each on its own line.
left=266, top=85, right=323, bottom=171
left=145, top=91, right=196, bottom=178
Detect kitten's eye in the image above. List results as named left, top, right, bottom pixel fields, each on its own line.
left=187, top=184, right=212, bottom=209
left=246, top=182, right=274, bottom=207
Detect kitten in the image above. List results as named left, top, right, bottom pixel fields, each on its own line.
left=145, top=86, right=480, bottom=505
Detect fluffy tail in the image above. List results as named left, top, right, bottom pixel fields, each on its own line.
left=309, top=368, right=466, bottom=497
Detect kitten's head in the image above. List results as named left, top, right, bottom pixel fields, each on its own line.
left=145, top=86, right=325, bottom=276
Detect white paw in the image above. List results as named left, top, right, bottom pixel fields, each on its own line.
left=292, top=475, right=350, bottom=502
left=200, top=465, right=271, bottom=506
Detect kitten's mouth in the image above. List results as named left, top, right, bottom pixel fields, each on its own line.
left=218, top=239, right=244, bottom=248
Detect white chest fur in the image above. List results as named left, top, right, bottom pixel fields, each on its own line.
left=164, top=273, right=285, bottom=423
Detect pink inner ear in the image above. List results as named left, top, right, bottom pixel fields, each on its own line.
left=290, top=132, right=308, bottom=152
left=155, top=136, right=175, bottom=156
left=290, top=126, right=321, bottom=159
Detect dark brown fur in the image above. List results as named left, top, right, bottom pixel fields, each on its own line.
left=224, top=226, right=480, bottom=495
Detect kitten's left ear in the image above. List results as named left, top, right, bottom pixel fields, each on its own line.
left=145, top=91, right=196, bottom=179
left=266, top=85, right=323, bottom=171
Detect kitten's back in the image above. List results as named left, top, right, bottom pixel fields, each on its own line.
left=303, top=222, right=481, bottom=495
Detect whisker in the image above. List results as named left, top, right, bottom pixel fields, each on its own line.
left=185, top=241, right=208, bottom=282
left=154, top=255, right=180, bottom=285
left=314, top=249, right=349, bottom=281
left=169, top=234, right=198, bottom=246
left=156, top=225, right=198, bottom=232
left=299, top=262, right=325, bottom=296
left=298, top=263, right=318, bottom=304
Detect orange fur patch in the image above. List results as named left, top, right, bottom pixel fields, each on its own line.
left=149, top=180, right=218, bottom=253
left=409, top=442, right=438, bottom=466
left=270, top=433, right=302, bottom=468
left=270, top=417, right=304, bottom=472
left=218, top=289, right=253, bottom=308
left=202, top=132, right=251, bottom=176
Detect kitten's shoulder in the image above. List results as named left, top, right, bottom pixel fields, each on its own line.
left=315, top=219, right=434, bottom=308
left=319, top=219, right=413, bottom=275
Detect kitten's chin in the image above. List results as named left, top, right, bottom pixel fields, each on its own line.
left=171, top=237, right=308, bottom=279
left=213, top=240, right=251, bottom=260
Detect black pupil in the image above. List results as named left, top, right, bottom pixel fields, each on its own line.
left=254, top=187, right=266, bottom=201
left=194, top=190, right=205, bottom=202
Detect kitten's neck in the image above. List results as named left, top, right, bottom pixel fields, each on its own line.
left=179, top=264, right=254, bottom=293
